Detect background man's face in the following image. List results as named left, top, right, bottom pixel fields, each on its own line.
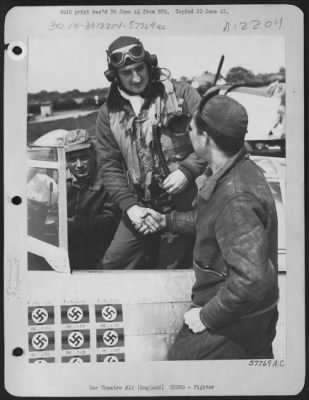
left=117, top=61, right=150, bottom=94
left=66, top=148, right=96, bottom=180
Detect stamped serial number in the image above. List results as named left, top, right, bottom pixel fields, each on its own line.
left=249, top=359, right=285, bottom=367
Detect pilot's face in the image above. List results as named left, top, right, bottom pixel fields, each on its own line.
left=117, top=61, right=150, bottom=95
left=66, top=149, right=96, bottom=180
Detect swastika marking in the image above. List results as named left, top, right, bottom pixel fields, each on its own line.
left=68, top=331, right=84, bottom=348
left=31, top=308, right=48, bottom=324
left=32, top=333, right=49, bottom=350
left=103, top=330, right=119, bottom=346
left=104, top=355, right=119, bottom=362
left=102, top=305, right=117, bottom=321
left=69, top=357, right=84, bottom=363
left=67, top=306, right=83, bottom=322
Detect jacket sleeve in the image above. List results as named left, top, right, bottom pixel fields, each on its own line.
left=200, top=194, right=278, bottom=330
left=166, top=209, right=197, bottom=235
left=68, top=191, right=121, bottom=237
left=96, top=105, right=138, bottom=212
left=174, top=81, right=207, bottom=180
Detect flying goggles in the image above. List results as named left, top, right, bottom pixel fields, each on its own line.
left=108, top=44, right=145, bottom=68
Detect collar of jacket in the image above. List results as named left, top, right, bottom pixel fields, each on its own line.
left=106, top=81, right=165, bottom=112
left=199, top=146, right=249, bottom=201
left=70, top=170, right=103, bottom=192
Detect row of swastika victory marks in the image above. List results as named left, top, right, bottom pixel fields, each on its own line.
left=29, top=328, right=125, bottom=351
left=28, top=304, right=123, bottom=325
left=29, top=353, right=125, bottom=363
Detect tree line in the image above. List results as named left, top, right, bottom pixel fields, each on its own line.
left=225, top=66, right=285, bottom=85
left=28, top=66, right=285, bottom=114
left=28, top=88, right=109, bottom=114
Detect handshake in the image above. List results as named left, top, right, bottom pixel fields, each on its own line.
left=126, top=205, right=167, bottom=235
left=126, top=170, right=190, bottom=235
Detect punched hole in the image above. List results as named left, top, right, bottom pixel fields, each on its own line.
left=12, top=196, right=22, bottom=205
left=12, top=347, right=24, bottom=357
left=12, top=46, right=22, bottom=56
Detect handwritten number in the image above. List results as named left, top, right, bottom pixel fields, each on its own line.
left=223, top=18, right=282, bottom=33
left=48, top=21, right=64, bottom=31
left=240, top=22, right=248, bottom=30
left=223, top=22, right=230, bottom=32
left=48, top=21, right=55, bottom=31
left=251, top=19, right=260, bottom=29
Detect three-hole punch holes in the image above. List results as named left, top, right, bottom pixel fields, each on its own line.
left=12, top=46, right=22, bottom=56
left=12, top=347, right=24, bottom=357
left=7, top=41, right=27, bottom=60
left=12, top=196, right=22, bottom=205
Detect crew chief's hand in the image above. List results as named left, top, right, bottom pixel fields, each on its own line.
left=139, top=209, right=167, bottom=235
left=163, top=169, right=189, bottom=195
left=184, top=307, right=207, bottom=333
left=132, top=208, right=167, bottom=235
left=126, top=205, right=160, bottom=233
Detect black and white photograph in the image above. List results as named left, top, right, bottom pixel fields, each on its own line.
left=3, top=4, right=305, bottom=397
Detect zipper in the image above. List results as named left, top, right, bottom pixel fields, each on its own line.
left=75, top=190, right=81, bottom=216
left=194, top=260, right=227, bottom=278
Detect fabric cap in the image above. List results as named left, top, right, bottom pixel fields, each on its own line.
left=34, top=129, right=92, bottom=153
left=201, top=95, right=248, bottom=139
left=107, top=36, right=142, bottom=54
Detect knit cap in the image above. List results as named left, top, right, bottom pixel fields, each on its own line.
left=200, top=95, right=248, bottom=139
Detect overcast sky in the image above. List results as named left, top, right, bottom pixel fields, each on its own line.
left=28, top=35, right=285, bottom=93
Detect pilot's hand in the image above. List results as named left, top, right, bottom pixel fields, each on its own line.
left=127, top=205, right=159, bottom=233
left=162, top=169, right=189, bottom=195
left=136, top=208, right=167, bottom=235
left=145, top=209, right=166, bottom=231
left=184, top=307, right=207, bottom=333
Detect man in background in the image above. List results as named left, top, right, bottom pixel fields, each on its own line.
left=33, top=129, right=120, bottom=269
